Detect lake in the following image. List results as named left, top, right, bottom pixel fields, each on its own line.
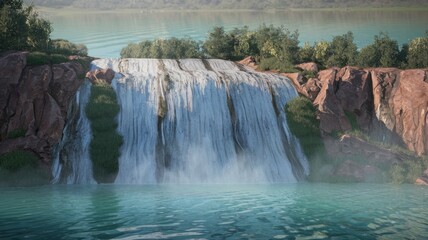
left=1, top=184, right=427, bottom=239
left=41, top=9, right=428, bottom=57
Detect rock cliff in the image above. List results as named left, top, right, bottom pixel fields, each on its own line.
left=0, top=52, right=87, bottom=164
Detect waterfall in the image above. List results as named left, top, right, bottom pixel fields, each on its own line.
left=51, top=80, right=96, bottom=184
left=54, top=58, right=309, bottom=184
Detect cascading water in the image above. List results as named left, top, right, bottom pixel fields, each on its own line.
left=55, top=58, right=309, bottom=184
left=51, top=80, right=96, bottom=184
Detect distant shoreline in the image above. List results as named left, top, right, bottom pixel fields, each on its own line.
left=35, top=6, right=428, bottom=15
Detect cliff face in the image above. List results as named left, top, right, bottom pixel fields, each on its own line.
left=0, top=52, right=86, bottom=164
left=312, top=67, right=428, bottom=156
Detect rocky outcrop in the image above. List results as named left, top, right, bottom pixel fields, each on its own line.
left=0, top=52, right=85, bottom=163
left=282, top=72, right=309, bottom=98
left=308, top=67, right=428, bottom=156
left=85, top=68, right=115, bottom=85
left=416, top=169, right=428, bottom=185
left=295, top=62, right=318, bottom=73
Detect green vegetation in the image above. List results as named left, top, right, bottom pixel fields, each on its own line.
left=120, top=38, right=202, bottom=59
left=86, top=83, right=123, bottom=183
left=284, top=96, right=326, bottom=161
left=26, top=51, right=70, bottom=65
left=49, top=39, right=88, bottom=56
left=1, top=0, right=88, bottom=57
left=23, top=0, right=428, bottom=10
left=0, top=150, right=38, bottom=172
left=6, top=128, right=26, bottom=139
left=122, top=26, right=428, bottom=70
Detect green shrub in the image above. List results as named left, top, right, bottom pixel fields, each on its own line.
left=49, top=39, right=88, bottom=56
left=27, top=51, right=69, bottom=65
left=6, top=128, right=26, bottom=139
left=0, top=150, right=38, bottom=172
left=86, top=83, right=123, bottom=183
left=284, top=96, right=325, bottom=160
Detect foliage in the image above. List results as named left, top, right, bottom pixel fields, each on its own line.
left=406, top=32, right=428, bottom=68
left=203, top=27, right=237, bottom=60
left=298, top=42, right=315, bottom=63
left=6, top=128, right=26, bottom=139
left=357, top=33, right=400, bottom=67
left=326, top=32, right=358, bottom=67
left=26, top=51, right=69, bottom=65
left=0, top=0, right=52, bottom=52
left=121, top=38, right=202, bottom=59
left=284, top=96, right=324, bottom=159
left=0, top=150, right=38, bottom=172
left=49, top=39, right=88, bottom=56
left=86, top=83, right=123, bottom=183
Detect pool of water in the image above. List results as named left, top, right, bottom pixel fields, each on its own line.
left=42, top=10, right=428, bottom=57
left=1, top=184, right=427, bottom=239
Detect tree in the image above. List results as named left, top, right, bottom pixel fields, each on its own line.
left=313, top=41, right=330, bottom=67
left=326, top=32, right=358, bottom=67
left=203, top=26, right=236, bottom=60
left=357, top=33, right=399, bottom=67
left=407, top=33, right=428, bottom=68
left=0, top=0, right=52, bottom=52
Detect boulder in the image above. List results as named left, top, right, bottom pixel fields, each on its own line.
left=332, top=159, right=380, bottom=182
left=324, top=134, right=408, bottom=166
left=303, top=78, right=321, bottom=101
left=415, top=177, right=428, bottom=186
left=86, top=68, right=115, bottom=85
left=238, top=56, right=258, bottom=70
left=282, top=72, right=309, bottom=98
left=295, top=62, right=318, bottom=73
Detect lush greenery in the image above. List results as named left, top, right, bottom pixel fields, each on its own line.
left=1, top=0, right=88, bottom=57
left=122, top=26, right=428, bottom=70
left=49, top=39, right=88, bottom=56
left=284, top=96, right=324, bottom=159
left=0, top=150, right=38, bottom=172
left=120, top=38, right=202, bottom=59
left=0, top=0, right=51, bottom=52
left=24, top=0, right=428, bottom=10
left=86, top=83, right=123, bottom=183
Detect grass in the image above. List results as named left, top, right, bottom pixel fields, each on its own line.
left=27, top=52, right=69, bottom=65
left=0, top=150, right=38, bottom=172
left=86, top=83, right=123, bottom=183
left=6, top=129, right=26, bottom=139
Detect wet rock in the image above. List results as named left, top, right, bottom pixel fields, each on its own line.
left=86, top=68, right=115, bottom=85
left=238, top=56, right=258, bottom=70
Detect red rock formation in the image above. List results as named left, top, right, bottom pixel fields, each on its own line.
left=313, top=66, right=427, bottom=156
left=0, top=52, right=85, bottom=163
left=303, top=78, right=321, bottom=101
left=238, top=56, right=258, bottom=70
left=295, top=62, right=318, bottom=73
left=281, top=72, right=309, bottom=98
left=86, top=68, right=115, bottom=85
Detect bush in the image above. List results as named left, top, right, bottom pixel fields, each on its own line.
left=27, top=51, right=69, bottom=65
left=86, top=83, right=123, bottom=183
left=326, top=32, right=358, bottom=68
left=49, top=39, right=88, bottom=56
left=0, top=150, right=38, bottom=172
left=6, top=128, right=26, bottom=139
left=284, top=96, right=324, bottom=159
left=121, top=37, right=202, bottom=59
left=357, top=33, right=400, bottom=67
left=0, top=0, right=51, bottom=52
left=407, top=33, right=428, bottom=68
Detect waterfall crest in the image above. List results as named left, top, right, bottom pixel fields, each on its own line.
left=55, top=58, right=309, bottom=184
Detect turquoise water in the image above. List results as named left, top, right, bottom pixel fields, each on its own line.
left=1, top=184, right=427, bottom=239
left=43, top=10, right=428, bottom=58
